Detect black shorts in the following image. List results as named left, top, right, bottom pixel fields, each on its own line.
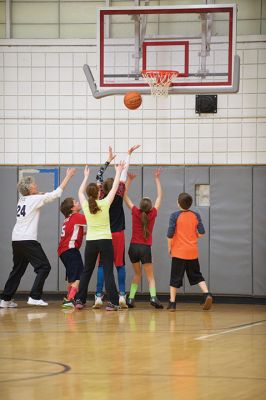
left=60, top=248, right=84, bottom=283
left=170, top=257, right=205, bottom=288
left=128, top=243, right=152, bottom=264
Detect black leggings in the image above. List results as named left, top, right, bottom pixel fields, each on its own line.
left=77, top=239, right=119, bottom=305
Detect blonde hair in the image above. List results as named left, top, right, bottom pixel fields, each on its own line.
left=17, top=176, right=35, bottom=196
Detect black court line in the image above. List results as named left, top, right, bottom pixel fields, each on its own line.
left=66, top=372, right=266, bottom=381
left=0, top=357, right=70, bottom=384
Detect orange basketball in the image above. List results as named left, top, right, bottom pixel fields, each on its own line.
left=124, top=92, right=142, bottom=110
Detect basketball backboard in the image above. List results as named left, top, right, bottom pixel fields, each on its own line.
left=83, top=4, right=240, bottom=98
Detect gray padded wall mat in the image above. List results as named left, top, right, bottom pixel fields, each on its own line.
left=1, top=165, right=265, bottom=297
left=184, top=167, right=210, bottom=293
left=210, top=167, right=253, bottom=294
left=253, top=167, right=266, bottom=296
left=142, top=167, right=185, bottom=293
left=0, top=167, right=18, bottom=290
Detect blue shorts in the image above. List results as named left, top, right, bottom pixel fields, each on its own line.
left=60, top=248, right=84, bottom=283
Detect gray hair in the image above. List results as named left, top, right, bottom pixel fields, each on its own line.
left=17, top=176, right=35, bottom=196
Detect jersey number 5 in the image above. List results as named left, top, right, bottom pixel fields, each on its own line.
left=17, top=205, right=26, bottom=217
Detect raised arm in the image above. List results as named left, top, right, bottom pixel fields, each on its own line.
left=37, top=168, right=76, bottom=207
left=123, top=173, right=137, bottom=210
left=78, top=166, right=90, bottom=205
left=120, top=144, right=140, bottom=182
left=154, top=169, right=163, bottom=210
left=105, top=161, right=126, bottom=204
left=59, top=168, right=76, bottom=190
left=95, top=146, right=116, bottom=185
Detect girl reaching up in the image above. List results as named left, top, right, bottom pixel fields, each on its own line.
left=124, top=169, right=163, bottom=309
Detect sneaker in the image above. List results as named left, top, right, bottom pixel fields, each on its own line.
left=75, top=299, right=85, bottom=310
left=62, top=299, right=75, bottom=308
left=150, top=297, right=164, bottom=309
left=0, top=299, right=18, bottom=308
left=126, top=297, right=135, bottom=308
left=119, top=295, right=128, bottom=309
left=92, top=295, right=103, bottom=309
left=105, top=302, right=121, bottom=311
left=167, top=301, right=176, bottom=312
left=202, top=293, right=213, bottom=310
left=27, top=297, right=48, bottom=306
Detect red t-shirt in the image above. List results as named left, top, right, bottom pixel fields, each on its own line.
left=58, top=213, right=87, bottom=256
left=131, top=206, right=157, bottom=246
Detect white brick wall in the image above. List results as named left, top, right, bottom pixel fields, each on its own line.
left=0, top=39, right=266, bottom=165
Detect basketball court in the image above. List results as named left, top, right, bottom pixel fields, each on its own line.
left=0, top=1, right=266, bottom=399
left=1, top=302, right=266, bottom=399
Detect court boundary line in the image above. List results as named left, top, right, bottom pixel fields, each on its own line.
left=195, top=319, right=266, bottom=340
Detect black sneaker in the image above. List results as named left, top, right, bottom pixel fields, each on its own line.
left=167, top=301, right=176, bottom=311
left=126, top=297, right=135, bottom=308
left=202, top=293, right=213, bottom=310
left=105, top=302, right=121, bottom=311
left=75, top=299, right=85, bottom=310
left=150, top=297, right=164, bottom=309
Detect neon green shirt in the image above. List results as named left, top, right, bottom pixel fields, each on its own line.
left=82, top=197, right=112, bottom=240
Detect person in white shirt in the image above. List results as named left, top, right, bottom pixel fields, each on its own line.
left=0, top=168, right=76, bottom=308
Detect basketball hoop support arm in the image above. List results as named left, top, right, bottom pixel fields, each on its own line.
left=83, top=56, right=240, bottom=98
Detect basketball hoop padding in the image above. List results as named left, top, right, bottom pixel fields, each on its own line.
left=142, top=70, right=179, bottom=96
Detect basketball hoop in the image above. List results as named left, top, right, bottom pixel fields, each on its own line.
left=142, top=70, right=179, bottom=96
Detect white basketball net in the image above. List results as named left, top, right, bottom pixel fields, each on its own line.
left=142, top=70, right=179, bottom=96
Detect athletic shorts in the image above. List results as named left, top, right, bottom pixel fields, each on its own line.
left=60, top=248, right=84, bottom=283
left=170, top=257, right=205, bottom=288
left=128, top=243, right=152, bottom=264
left=99, top=230, right=125, bottom=267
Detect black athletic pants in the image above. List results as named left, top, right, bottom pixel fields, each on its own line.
left=77, top=239, right=119, bottom=305
left=1, top=241, right=51, bottom=301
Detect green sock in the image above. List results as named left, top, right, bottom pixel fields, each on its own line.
left=129, top=283, right=138, bottom=299
left=149, top=287, right=156, bottom=298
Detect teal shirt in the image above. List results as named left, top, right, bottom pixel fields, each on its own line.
left=82, top=197, right=112, bottom=240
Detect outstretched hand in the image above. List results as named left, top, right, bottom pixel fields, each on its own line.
left=115, top=160, right=126, bottom=173
left=154, top=168, right=161, bottom=179
left=127, top=172, right=137, bottom=181
left=66, top=168, right=76, bottom=178
left=128, top=144, right=141, bottom=155
left=83, top=165, right=90, bottom=177
left=108, top=146, right=116, bottom=163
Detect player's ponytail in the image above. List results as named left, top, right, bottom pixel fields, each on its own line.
left=139, top=198, right=152, bottom=239
left=86, top=183, right=101, bottom=214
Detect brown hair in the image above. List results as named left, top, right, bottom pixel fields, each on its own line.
left=60, top=197, right=74, bottom=217
left=103, top=177, right=114, bottom=196
left=178, top=192, right=193, bottom=210
left=139, top=198, right=152, bottom=239
left=86, top=183, right=101, bottom=214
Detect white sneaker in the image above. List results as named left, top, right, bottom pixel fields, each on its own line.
left=119, top=295, right=128, bottom=309
left=92, top=295, right=103, bottom=309
left=27, top=297, right=48, bottom=306
left=0, top=299, right=18, bottom=308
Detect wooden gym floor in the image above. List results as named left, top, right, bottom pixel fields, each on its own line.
left=0, top=302, right=265, bottom=400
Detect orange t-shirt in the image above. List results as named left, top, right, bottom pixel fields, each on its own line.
left=167, top=210, right=205, bottom=260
